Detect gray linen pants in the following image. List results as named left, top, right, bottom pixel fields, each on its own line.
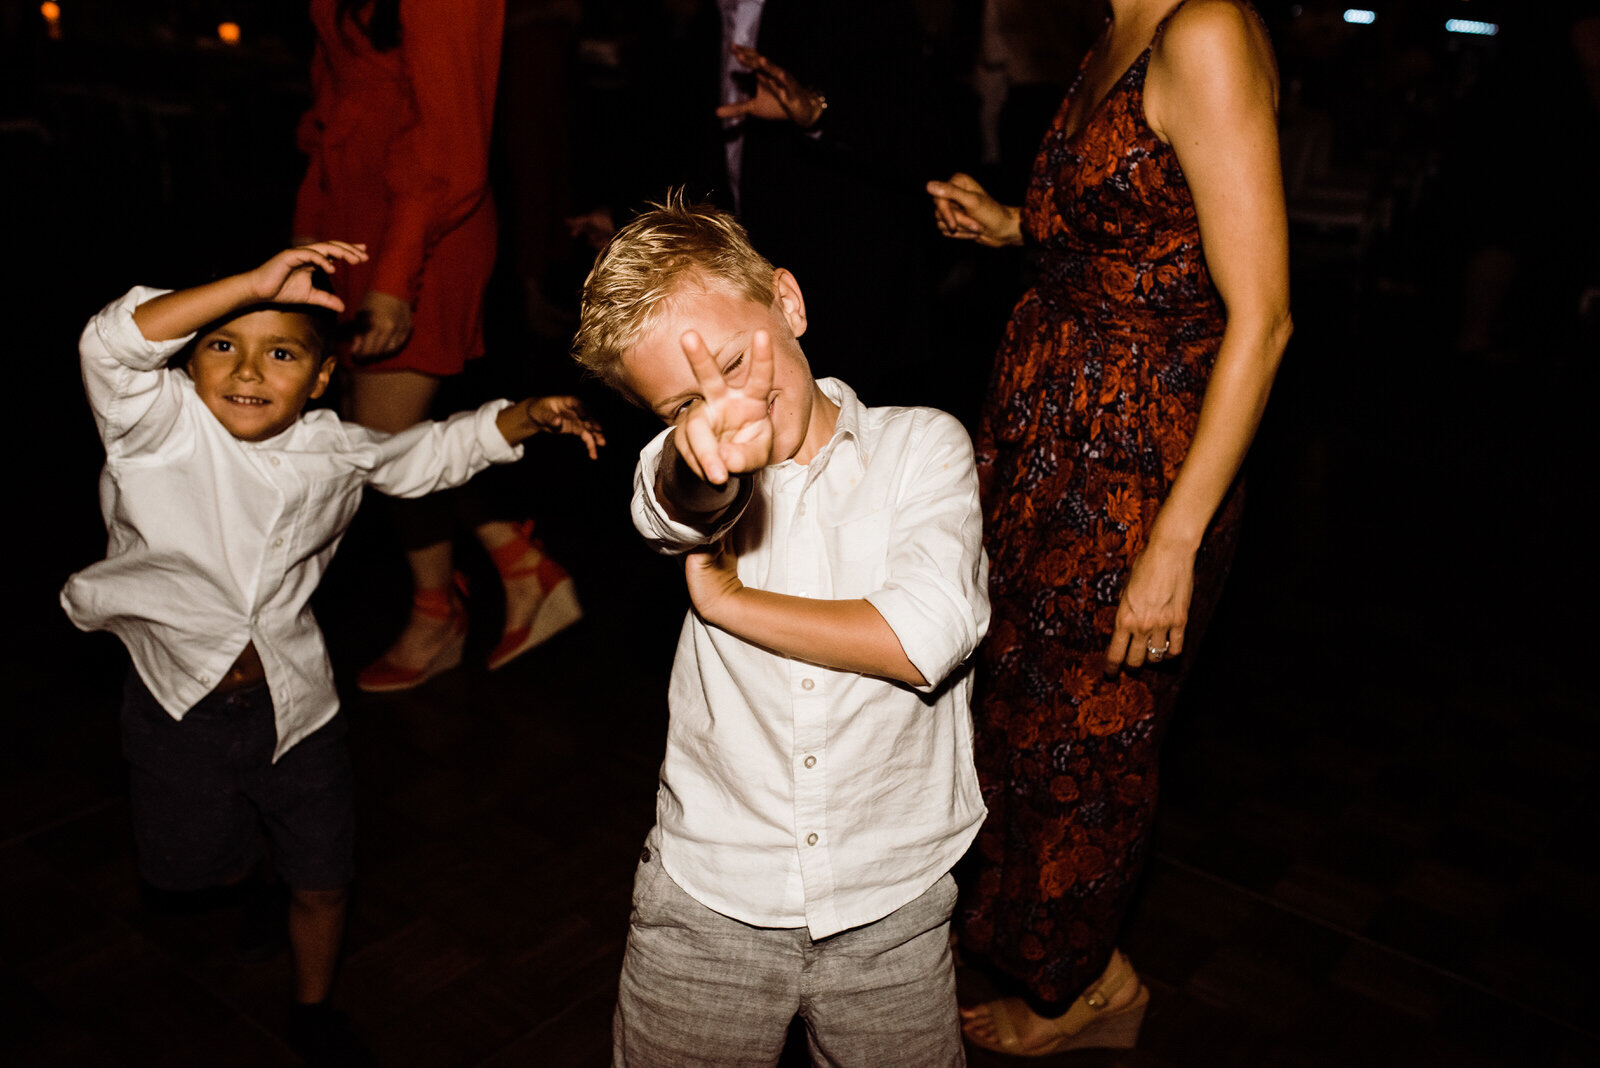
left=612, top=834, right=964, bottom=1067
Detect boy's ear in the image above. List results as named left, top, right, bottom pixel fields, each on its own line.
left=309, top=355, right=337, bottom=400
left=773, top=268, right=807, bottom=339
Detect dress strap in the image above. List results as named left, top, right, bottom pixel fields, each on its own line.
left=1071, top=18, right=1112, bottom=94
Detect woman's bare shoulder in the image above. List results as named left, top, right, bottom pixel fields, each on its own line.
left=1147, top=0, right=1277, bottom=126
left=1152, top=0, right=1274, bottom=78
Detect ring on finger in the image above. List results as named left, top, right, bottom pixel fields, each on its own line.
left=1146, top=639, right=1169, bottom=661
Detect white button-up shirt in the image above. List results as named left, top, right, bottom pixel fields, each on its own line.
left=61, top=288, right=521, bottom=760
left=632, top=378, right=989, bottom=937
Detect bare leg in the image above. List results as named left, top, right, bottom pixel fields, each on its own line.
left=289, top=886, right=348, bottom=1004
left=346, top=368, right=441, bottom=433
left=348, top=371, right=462, bottom=675
left=285, top=886, right=372, bottom=1062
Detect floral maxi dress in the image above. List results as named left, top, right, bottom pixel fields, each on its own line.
left=960, top=30, right=1245, bottom=1007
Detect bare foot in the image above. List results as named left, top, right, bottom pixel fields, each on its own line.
left=960, top=952, right=1141, bottom=1052
left=961, top=999, right=1063, bottom=1052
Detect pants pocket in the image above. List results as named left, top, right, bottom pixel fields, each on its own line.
left=628, top=827, right=671, bottom=924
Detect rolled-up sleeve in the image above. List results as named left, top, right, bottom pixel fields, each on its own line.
left=630, top=427, right=748, bottom=554
left=364, top=399, right=521, bottom=497
left=80, top=287, right=193, bottom=457
left=864, top=412, right=990, bottom=692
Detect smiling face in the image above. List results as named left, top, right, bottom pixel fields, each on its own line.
left=620, top=269, right=837, bottom=466
left=187, top=309, right=336, bottom=442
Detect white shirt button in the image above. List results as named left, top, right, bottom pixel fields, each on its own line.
left=269, top=456, right=280, bottom=467
left=801, top=678, right=815, bottom=691
left=804, top=755, right=816, bottom=769
left=272, top=538, right=283, bottom=548
left=797, top=501, right=807, bottom=516
left=806, top=832, right=818, bottom=846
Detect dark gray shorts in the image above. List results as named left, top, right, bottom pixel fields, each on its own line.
left=120, top=670, right=354, bottom=892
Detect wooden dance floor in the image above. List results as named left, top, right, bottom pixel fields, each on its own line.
left=6, top=255, right=1594, bottom=1065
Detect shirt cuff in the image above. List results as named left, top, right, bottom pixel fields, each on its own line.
left=475, top=399, right=524, bottom=464
left=630, top=426, right=745, bottom=552
left=866, top=584, right=978, bottom=694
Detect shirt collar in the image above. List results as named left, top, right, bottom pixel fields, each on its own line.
left=807, top=377, right=867, bottom=474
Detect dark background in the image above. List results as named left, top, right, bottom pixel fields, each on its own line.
left=3, top=1, right=1596, bottom=1064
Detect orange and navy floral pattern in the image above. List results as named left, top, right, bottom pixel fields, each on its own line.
left=961, top=29, right=1245, bottom=1007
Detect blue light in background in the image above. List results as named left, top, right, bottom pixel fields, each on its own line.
left=1343, top=9, right=1376, bottom=24
left=1445, top=19, right=1499, bottom=36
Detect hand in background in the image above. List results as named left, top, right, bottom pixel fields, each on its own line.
left=926, top=173, right=1024, bottom=248
left=245, top=242, right=369, bottom=311
left=525, top=395, right=606, bottom=459
left=716, top=45, right=826, bottom=128
left=349, top=290, right=414, bottom=358
left=673, top=326, right=776, bottom=486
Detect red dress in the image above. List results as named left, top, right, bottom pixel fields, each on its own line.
left=961, top=16, right=1245, bottom=1006
left=293, top=0, right=502, bottom=375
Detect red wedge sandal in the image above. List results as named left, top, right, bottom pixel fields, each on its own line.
left=486, top=521, right=582, bottom=671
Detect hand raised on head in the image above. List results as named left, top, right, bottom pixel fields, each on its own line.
left=247, top=241, right=368, bottom=310
left=674, top=326, right=776, bottom=486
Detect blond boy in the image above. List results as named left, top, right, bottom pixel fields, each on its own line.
left=576, top=198, right=988, bottom=1066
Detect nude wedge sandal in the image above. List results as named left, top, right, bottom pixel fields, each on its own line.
left=963, top=948, right=1149, bottom=1056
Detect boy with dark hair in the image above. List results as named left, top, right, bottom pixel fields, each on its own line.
left=576, top=198, right=989, bottom=1066
left=62, top=242, right=601, bottom=1064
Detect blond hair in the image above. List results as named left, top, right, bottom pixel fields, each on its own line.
left=573, top=191, right=775, bottom=397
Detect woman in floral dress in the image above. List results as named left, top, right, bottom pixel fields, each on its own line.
left=927, top=0, right=1290, bottom=1055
